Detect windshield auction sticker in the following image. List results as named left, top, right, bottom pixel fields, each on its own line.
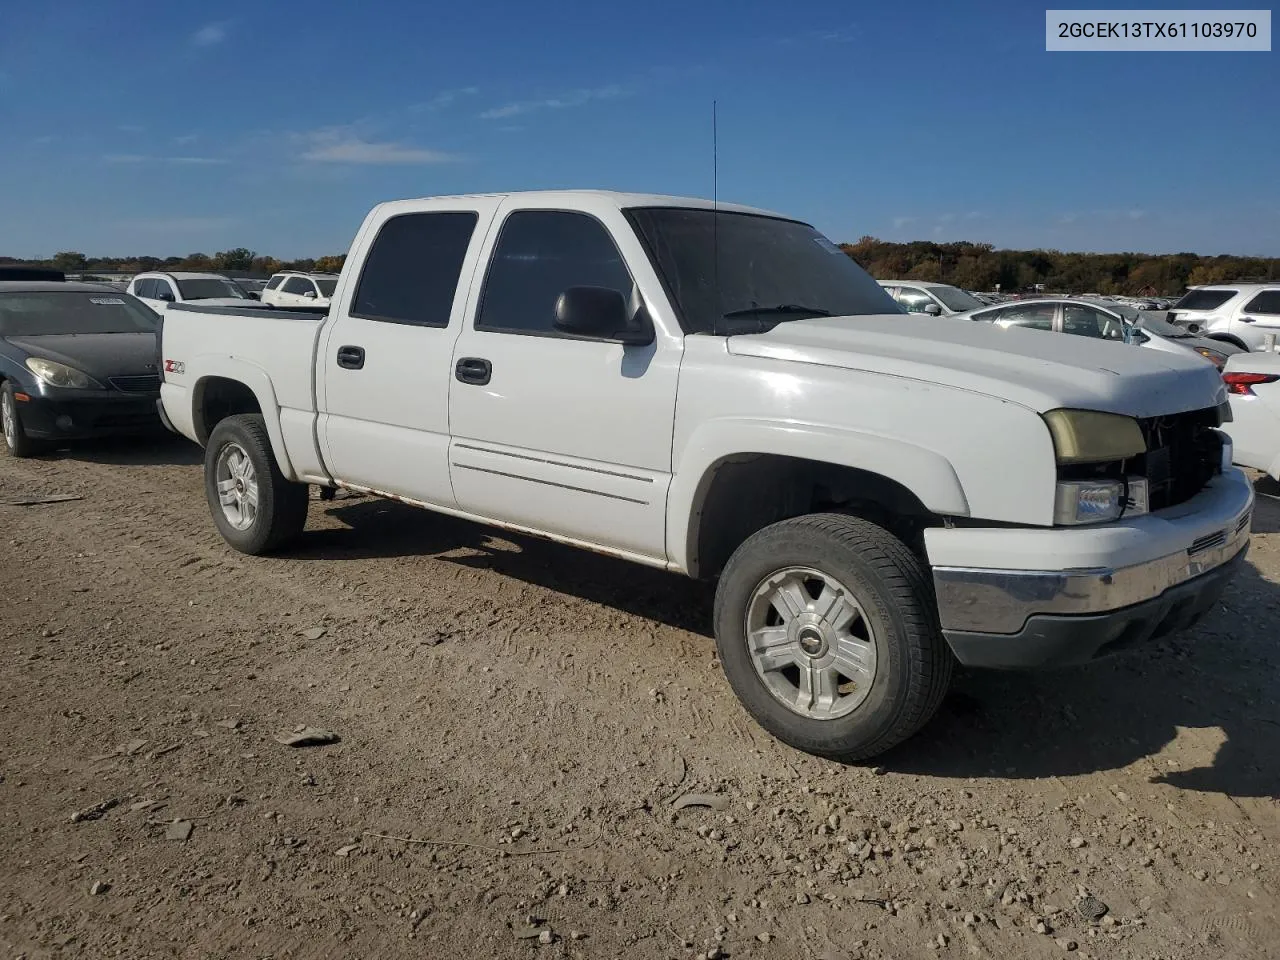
left=1046, top=10, right=1271, bottom=50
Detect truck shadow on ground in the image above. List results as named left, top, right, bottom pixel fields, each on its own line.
left=883, top=558, right=1280, bottom=799
left=295, top=495, right=1280, bottom=799
left=288, top=495, right=716, bottom=636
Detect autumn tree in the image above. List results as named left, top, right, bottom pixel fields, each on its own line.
left=313, top=255, right=346, bottom=273
left=53, top=251, right=87, bottom=272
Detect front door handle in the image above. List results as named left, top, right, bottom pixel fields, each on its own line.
left=455, top=357, right=492, bottom=386
left=336, top=345, right=365, bottom=369
left=1240, top=316, right=1256, bottom=324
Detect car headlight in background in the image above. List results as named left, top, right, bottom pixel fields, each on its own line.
left=1193, top=346, right=1228, bottom=369
left=1042, top=409, right=1146, bottom=464
left=24, top=357, right=105, bottom=389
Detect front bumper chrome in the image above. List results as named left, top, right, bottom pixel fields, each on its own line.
left=933, top=503, right=1251, bottom=636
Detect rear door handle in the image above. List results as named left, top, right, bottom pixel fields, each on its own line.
left=336, top=345, right=365, bottom=369
left=455, top=357, right=492, bottom=386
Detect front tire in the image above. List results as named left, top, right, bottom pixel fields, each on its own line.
left=204, top=414, right=308, bottom=555
left=1, top=382, right=42, bottom=458
left=713, top=513, right=952, bottom=761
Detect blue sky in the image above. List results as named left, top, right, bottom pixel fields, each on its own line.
left=1, top=0, right=1276, bottom=258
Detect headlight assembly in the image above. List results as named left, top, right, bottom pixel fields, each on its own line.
left=1042, top=409, right=1145, bottom=464
left=24, top=357, right=104, bottom=390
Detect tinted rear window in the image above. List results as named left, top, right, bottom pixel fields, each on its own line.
left=0, top=292, right=158, bottom=336
left=316, top=278, right=338, bottom=297
left=1173, top=290, right=1236, bottom=311
left=352, top=212, right=478, bottom=326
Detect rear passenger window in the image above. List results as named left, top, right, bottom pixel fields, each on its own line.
left=1244, top=290, right=1280, bottom=315
left=351, top=211, right=478, bottom=327
left=477, top=210, right=632, bottom=335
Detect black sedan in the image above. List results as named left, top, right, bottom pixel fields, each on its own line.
left=0, top=283, right=163, bottom=457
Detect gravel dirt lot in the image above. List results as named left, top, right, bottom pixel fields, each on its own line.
left=1, top=438, right=1278, bottom=960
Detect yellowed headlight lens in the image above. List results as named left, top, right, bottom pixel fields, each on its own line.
left=1043, top=409, right=1146, bottom=464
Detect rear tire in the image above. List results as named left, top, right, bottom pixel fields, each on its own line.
left=1, top=382, right=42, bottom=458
left=713, top=513, right=952, bottom=761
left=204, top=414, right=308, bottom=554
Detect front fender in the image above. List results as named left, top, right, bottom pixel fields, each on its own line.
left=666, top=417, right=970, bottom=575
left=187, top=357, right=297, bottom=481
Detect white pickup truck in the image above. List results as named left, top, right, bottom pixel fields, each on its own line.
left=157, top=190, right=1253, bottom=760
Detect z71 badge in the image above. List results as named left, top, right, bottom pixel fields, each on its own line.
left=164, top=359, right=185, bottom=375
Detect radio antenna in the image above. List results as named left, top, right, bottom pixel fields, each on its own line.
left=712, top=99, right=719, bottom=337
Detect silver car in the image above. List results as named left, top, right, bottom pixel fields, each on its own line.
left=951, top=298, right=1243, bottom=369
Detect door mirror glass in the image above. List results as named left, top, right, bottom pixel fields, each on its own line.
left=554, top=286, right=652, bottom=344
left=157, top=288, right=175, bottom=302
left=922, top=302, right=942, bottom=316
left=303, top=289, right=317, bottom=299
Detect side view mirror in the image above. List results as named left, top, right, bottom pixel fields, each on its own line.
left=554, top=286, right=653, bottom=345
left=303, top=290, right=317, bottom=299
left=248, top=291, right=261, bottom=300
left=157, top=290, right=175, bottom=303
left=922, top=303, right=942, bottom=316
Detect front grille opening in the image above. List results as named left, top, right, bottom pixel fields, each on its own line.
left=1189, top=530, right=1227, bottom=555
left=1055, top=407, right=1222, bottom=513
left=109, top=374, right=162, bottom=394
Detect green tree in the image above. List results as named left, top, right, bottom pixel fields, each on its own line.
left=179, top=252, right=213, bottom=270
left=214, top=247, right=256, bottom=271
left=313, top=254, right=346, bottom=273
left=52, top=251, right=87, bottom=272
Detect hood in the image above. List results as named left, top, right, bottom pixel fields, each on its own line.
left=6, top=332, right=159, bottom=383
left=725, top=314, right=1227, bottom=418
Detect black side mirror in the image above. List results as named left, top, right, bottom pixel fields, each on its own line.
left=157, top=290, right=175, bottom=303
left=554, top=286, right=653, bottom=345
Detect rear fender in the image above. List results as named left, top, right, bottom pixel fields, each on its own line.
left=189, top=358, right=297, bottom=480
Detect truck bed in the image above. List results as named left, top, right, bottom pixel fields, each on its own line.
left=159, top=301, right=330, bottom=482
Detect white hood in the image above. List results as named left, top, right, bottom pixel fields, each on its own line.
left=726, top=314, right=1227, bottom=418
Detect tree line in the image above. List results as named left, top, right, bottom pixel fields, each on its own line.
left=5, top=241, right=1279, bottom=295
left=0, top=249, right=348, bottom=277
left=840, top=238, right=1279, bottom=295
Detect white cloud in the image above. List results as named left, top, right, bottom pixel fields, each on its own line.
left=892, top=216, right=917, bottom=229
left=104, top=154, right=227, bottom=165
left=172, top=134, right=199, bottom=145
left=410, top=87, right=480, bottom=112
left=479, top=84, right=624, bottom=120
left=300, top=137, right=457, bottom=165
left=192, top=21, right=229, bottom=47
left=1058, top=212, right=1079, bottom=224
left=117, top=124, right=144, bottom=133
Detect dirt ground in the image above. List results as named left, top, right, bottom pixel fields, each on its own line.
left=1, top=438, right=1277, bottom=960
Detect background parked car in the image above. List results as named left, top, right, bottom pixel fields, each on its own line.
left=1167, top=284, right=1280, bottom=351
left=877, top=280, right=985, bottom=316
left=0, top=282, right=163, bottom=456
left=127, top=272, right=252, bottom=313
left=260, top=271, right=339, bottom=308
left=953, top=298, right=1241, bottom=368
left=1221, top=351, right=1280, bottom=480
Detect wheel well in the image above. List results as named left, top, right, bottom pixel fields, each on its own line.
left=689, top=454, right=939, bottom=579
left=193, top=377, right=262, bottom=445
left=1207, top=333, right=1248, bottom=351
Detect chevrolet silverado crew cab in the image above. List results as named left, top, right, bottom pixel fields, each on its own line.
left=157, top=191, right=1252, bottom=761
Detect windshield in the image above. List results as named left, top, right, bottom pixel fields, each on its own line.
left=316, top=278, right=338, bottom=297
left=1173, top=289, right=1236, bottom=311
left=177, top=278, right=249, bottom=300
left=625, top=207, right=901, bottom=334
left=0, top=291, right=159, bottom=336
left=928, top=285, right=984, bottom=312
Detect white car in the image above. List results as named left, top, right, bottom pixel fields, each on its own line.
left=156, top=189, right=1249, bottom=761
left=260, top=272, right=339, bottom=308
left=877, top=280, right=986, bottom=316
left=127, top=272, right=252, bottom=313
left=1223, top=352, right=1280, bottom=479
left=1167, top=284, right=1280, bottom=351
left=953, top=298, right=1241, bottom=369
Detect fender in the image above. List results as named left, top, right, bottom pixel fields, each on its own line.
left=666, top=417, right=970, bottom=576
left=189, top=356, right=298, bottom=481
